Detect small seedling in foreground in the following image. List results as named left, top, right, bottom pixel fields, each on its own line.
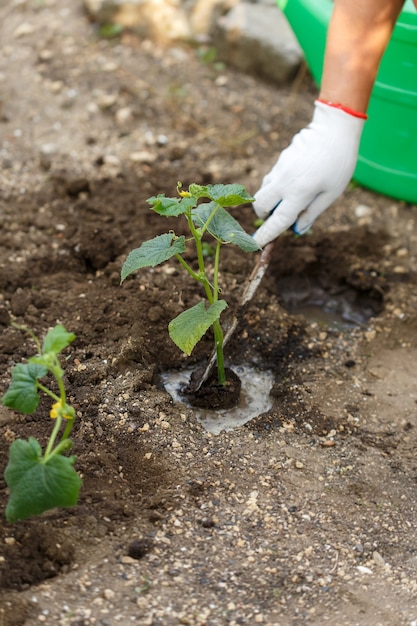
left=2, top=324, right=81, bottom=522
left=121, top=182, right=260, bottom=386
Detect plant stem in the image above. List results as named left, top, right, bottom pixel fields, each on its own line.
left=11, top=322, right=42, bottom=354
left=213, top=241, right=221, bottom=302
left=199, top=203, right=222, bottom=239
left=212, top=240, right=226, bottom=385
left=187, top=205, right=227, bottom=385
left=43, top=437, right=73, bottom=462
left=212, top=319, right=226, bottom=385
left=42, top=358, right=75, bottom=460
left=44, top=414, right=62, bottom=459
left=61, top=417, right=75, bottom=441
left=36, top=382, right=60, bottom=403
left=174, top=254, right=201, bottom=282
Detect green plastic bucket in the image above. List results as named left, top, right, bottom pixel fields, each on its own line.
left=277, top=0, right=417, bottom=203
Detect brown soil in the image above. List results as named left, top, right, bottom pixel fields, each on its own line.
left=184, top=367, right=242, bottom=410
left=1, top=2, right=417, bottom=625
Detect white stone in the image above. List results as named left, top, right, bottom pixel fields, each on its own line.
left=213, top=3, right=303, bottom=84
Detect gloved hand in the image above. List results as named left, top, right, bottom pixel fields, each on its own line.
left=253, top=100, right=367, bottom=247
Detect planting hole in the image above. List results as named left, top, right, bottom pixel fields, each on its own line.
left=162, top=365, right=274, bottom=434
left=270, top=230, right=388, bottom=329
left=276, top=278, right=384, bottom=329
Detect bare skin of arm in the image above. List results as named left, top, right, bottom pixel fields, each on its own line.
left=319, top=0, right=406, bottom=113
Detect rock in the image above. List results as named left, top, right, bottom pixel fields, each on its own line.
left=13, top=22, right=35, bottom=38
left=103, top=588, right=115, bottom=600
left=39, top=143, right=58, bottom=170
left=129, top=150, right=156, bottom=163
left=96, top=92, right=118, bottom=110
left=84, top=0, right=191, bottom=43
left=189, top=0, right=238, bottom=35
left=83, top=0, right=302, bottom=85
left=373, top=550, right=386, bottom=567
left=84, top=0, right=237, bottom=40
left=213, top=3, right=303, bottom=84
left=355, top=204, right=373, bottom=218
left=365, top=330, right=377, bottom=342
left=115, top=106, right=134, bottom=126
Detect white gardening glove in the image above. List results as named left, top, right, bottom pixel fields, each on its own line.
left=253, top=100, right=367, bottom=247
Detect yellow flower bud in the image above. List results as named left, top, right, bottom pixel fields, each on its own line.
left=49, top=400, right=73, bottom=420
left=50, top=401, right=60, bottom=419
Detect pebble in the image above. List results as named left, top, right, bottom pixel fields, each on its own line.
left=396, top=247, right=408, bottom=257
left=103, top=588, right=115, bottom=600
left=321, top=440, right=335, bottom=448
left=97, top=93, right=118, bottom=109
left=40, top=142, right=58, bottom=157
left=120, top=556, right=136, bottom=565
left=4, top=537, right=15, bottom=545
left=14, top=22, right=35, bottom=37
left=38, top=49, right=54, bottom=61
left=365, top=330, right=376, bottom=342
left=102, top=61, right=118, bottom=72
left=50, top=80, right=64, bottom=93
left=129, top=150, right=157, bottom=163
left=372, top=550, right=386, bottom=567
left=115, top=106, right=134, bottom=125
left=103, top=154, right=121, bottom=166
left=354, top=204, right=373, bottom=217
left=215, top=75, right=228, bottom=87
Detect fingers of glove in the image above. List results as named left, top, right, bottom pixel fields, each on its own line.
left=293, top=154, right=357, bottom=235
left=253, top=198, right=301, bottom=247
left=253, top=181, right=283, bottom=219
left=293, top=190, right=337, bottom=234
left=252, top=148, right=294, bottom=218
left=253, top=139, right=329, bottom=220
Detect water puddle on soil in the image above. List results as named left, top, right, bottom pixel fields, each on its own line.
left=279, top=284, right=380, bottom=329
left=162, top=365, right=274, bottom=435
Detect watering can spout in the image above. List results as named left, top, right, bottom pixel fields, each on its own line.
left=276, top=0, right=332, bottom=85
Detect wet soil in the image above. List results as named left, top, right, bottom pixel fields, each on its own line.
left=1, top=2, right=417, bottom=625
left=183, top=367, right=242, bottom=410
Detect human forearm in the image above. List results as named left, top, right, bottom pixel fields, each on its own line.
left=320, top=0, right=405, bottom=113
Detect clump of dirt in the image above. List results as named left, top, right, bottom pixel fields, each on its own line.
left=1, top=525, right=74, bottom=590
left=183, top=366, right=242, bottom=409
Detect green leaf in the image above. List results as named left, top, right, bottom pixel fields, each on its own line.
left=2, top=362, right=47, bottom=414
left=192, top=204, right=260, bottom=252
left=4, top=438, right=81, bottom=522
left=121, top=233, right=186, bottom=282
left=189, top=183, right=254, bottom=206
left=168, top=300, right=228, bottom=355
left=99, top=22, right=124, bottom=38
left=147, top=194, right=196, bottom=216
left=42, top=324, right=75, bottom=355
